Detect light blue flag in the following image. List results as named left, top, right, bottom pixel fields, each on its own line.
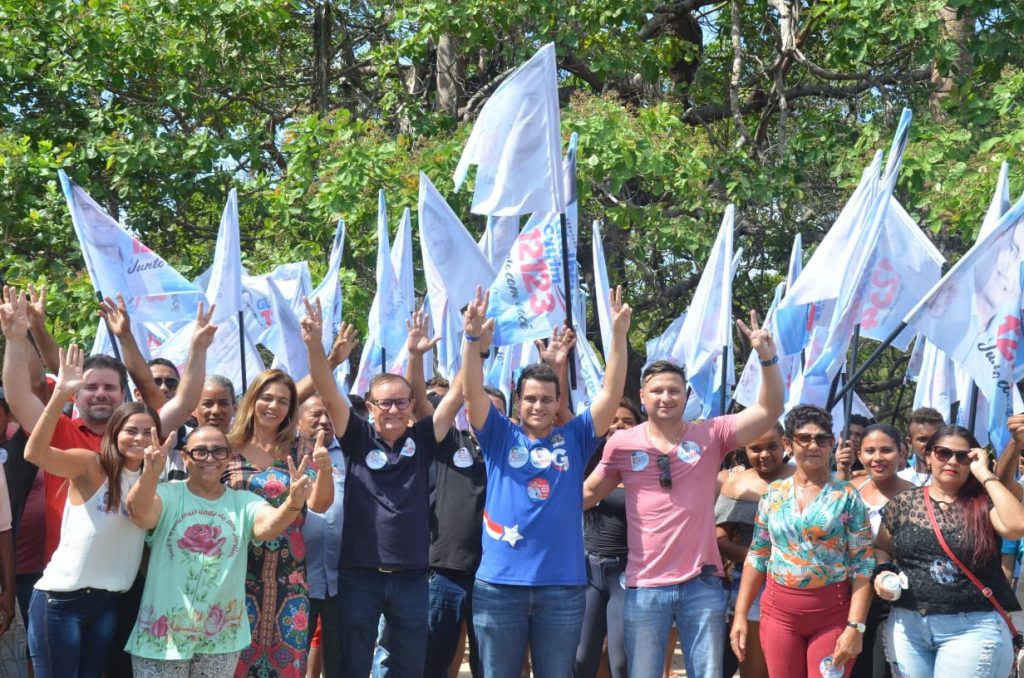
left=773, top=233, right=808, bottom=356
left=310, top=220, right=346, bottom=354
left=207, top=188, right=244, bottom=323
left=592, top=221, right=614, bottom=357
left=985, top=262, right=1024, bottom=452
left=369, top=189, right=411, bottom=360
left=266, top=278, right=310, bottom=381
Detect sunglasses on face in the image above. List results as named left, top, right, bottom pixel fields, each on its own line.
left=657, top=454, right=672, bottom=489
left=154, top=377, right=180, bottom=389
left=185, top=446, right=231, bottom=461
left=931, top=446, right=971, bottom=464
left=371, top=398, right=412, bottom=411
left=791, top=433, right=835, bottom=448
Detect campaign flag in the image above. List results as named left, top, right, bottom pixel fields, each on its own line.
left=979, top=161, right=1011, bottom=241
left=486, top=212, right=568, bottom=346
left=392, top=208, right=416, bottom=315
left=309, top=220, right=346, bottom=354
left=369, top=189, right=411, bottom=361
left=773, top=234, right=810, bottom=357
left=152, top=315, right=264, bottom=397
left=644, top=313, right=686, bottom=370
left=563, top=133, right=584, bottom=327
left=592, top=221, right=614, bottom=357
left=243, top=262, right=312, bottom=354
left=453, top=43, right=564, bottom=216
left=206, top=189, right=244, bottom=323
left=983, top=262, right=1024, bottom=451
left=59, top=170, right=204, bottom=321
left=479, top=215, right=521, bottom=270
left=909, top=337, right=958, bottom=417
left=419, top=173, right=497, bottom=377
left=265, top=278, right=310, bottom=381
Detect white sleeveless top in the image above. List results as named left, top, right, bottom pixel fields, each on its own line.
left=35, top=468, right=146, bottom=593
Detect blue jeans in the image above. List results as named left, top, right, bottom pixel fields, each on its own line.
left=338, top=568, right=428, bottom=678
left=473, top=579, right=586, bottom=678
left=623, top=567, right=728, bottom=678
left=426, top=569, right=480, bottom=678
left=27, top=587, right=121, bottom=678
left=575, top=553, right=627, bottom=678
left=885, top=606, right=1013, bottom=678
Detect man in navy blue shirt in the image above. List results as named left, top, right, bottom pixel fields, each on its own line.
left=460, top=286, right=632, bottom=678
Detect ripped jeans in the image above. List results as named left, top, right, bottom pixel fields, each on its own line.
left=885, top=607, right=1013, bottom=678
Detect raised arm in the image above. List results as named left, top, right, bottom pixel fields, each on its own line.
left=536, top=326, right=576, bottom=426
left=24, top=345, right=99, bottom=480
left=158, top=303, right=217, bottom=432
left=582, top=468, right=621, bottom=510
left=99, top=294, right=164, bottom=408
left=733, top=311, right=784, bottom=447
left=998, top=415, right=1024, bottom=501
left=125, top=428, right=174, bottom=529
left=295, top=324, right=357, bottom=404
left=305, top=431, right=334, bottom=513
left=461, top=287, right=492, bottom=431
left=407, top=309, right=442, bottom=420
left=26, top=284, right=60, bottom=377
left=253, top=464, right=312, bottom=540
left=971, top=447, right=1024, bottom=539
left=589, top=286, right=632, bottom=438
left=301, top=298, right=351, bottom=437
left=1, top=287, right=45, bottom=431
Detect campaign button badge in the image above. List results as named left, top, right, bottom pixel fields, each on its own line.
left=530, top=447, right=553, bottom=469
left=400, top=438, right=416, bottom=457
left=527, top=477, right=551, bottom=502
left=631, top=450, right=649, bottom=472
left=508, top=446, right=529, bottom=468
left=676, top=441, right=702, bottom=464
left=366, top=449, right=388, bottom=470
left=453, top=447, right=474, bottom=468
left=551, top=434, right=565, bottom=447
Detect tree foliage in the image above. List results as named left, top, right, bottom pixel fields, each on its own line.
left=2, top=0, right=1022, bottom=421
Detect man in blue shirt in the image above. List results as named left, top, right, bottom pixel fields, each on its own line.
left=298, top=394, right=346, bottom=678
left=460, top=286, right=632, bottom=678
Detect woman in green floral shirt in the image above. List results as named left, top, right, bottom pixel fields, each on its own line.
left=124, top=426, right=318, bottom=677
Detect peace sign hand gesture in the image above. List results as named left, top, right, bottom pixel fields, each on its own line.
left=285, top=456, right=313, bottom=511
left=463, top=286, right=490, bottom=338
left=736, top=310, right=776, bottom=362
left=191, top=301, right=218, bottom=350
left=141, top=428, right=176, bottom=479
left=301, top=297, right=324, bottom=348
left=610, top=286, right=631, bottom=337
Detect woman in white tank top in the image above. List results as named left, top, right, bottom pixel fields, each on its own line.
left=24, top=344, right=170, bottom=678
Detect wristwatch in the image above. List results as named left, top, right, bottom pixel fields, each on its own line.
left=846, top=621, right=866, bottom=633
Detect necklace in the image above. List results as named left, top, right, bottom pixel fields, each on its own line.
left=645, top=420, right=687, bottom=455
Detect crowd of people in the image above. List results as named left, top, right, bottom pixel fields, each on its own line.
left=1, top=281, right=1024, bottom=678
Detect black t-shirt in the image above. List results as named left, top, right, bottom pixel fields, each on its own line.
left=338, top=413, right=452, bottom=569
left=1, top=429, right=35, bottom=533
left=584, top=486, right=628, bottom=557
left=883, top=488, right=1020, bottom=615
left=429, top=430, right=487, bottom=573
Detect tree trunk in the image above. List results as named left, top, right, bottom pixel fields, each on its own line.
left=313, top=1, right=331, bottom=114
left=436, top=32, right=463, bottom=117
left=929, top=5, right=973, bottom=119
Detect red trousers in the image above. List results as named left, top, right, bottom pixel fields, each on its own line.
left=759, top=578, right=853, bottom=678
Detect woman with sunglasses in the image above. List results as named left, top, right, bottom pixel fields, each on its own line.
left=846, top=423, right=912, bottom=678
left=716, top=422, right=792, bottom=678
left=731, top=405, right=875, bottom=678
left=124, top=425, right=317, bottom=676
left=874, top=425, right=1024, bottom=677
left=222, top=369, right=333, bottom=677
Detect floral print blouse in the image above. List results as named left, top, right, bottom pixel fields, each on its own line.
left=747, top=477, right=875, bottom=588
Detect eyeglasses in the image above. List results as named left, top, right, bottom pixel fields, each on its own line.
left=791, top=433, right=835, bottom=448
left=931, top=446, right=971, bottom=464
left=153, top=377, right=180, bottom=389
left=371, top=398, right=412, bottom=411
left=657, top=454, right=672, bottom=489
left=185, top=446, right=231, bottom=461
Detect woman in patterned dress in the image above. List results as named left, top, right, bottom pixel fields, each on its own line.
left=223, top=369, right=333, bottom=677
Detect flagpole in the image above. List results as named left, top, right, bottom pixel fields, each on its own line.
left=381, top=347, right=386, bottom=375
left=967, top=381, right=980, bottom=432
left=832, top=321, right=908, bottom=405
left=841, top=325, right=861, bottom=441
left=559, top=212, right=577, bottom=390
left=890, top=376, right=909, bottom=425
left=720, top=345, right=728, bottom=415
left=97, top=290, right=132, bottom=403
left=237, top=310, right=247, bottom=392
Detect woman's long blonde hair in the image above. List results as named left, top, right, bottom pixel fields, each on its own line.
left=227, top=369, right=298, bottom=453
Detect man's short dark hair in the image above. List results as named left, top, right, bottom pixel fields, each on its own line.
left=515, top=363, right=560, bottom=399
left=84, top=354, right=129, bottom=392
left=908, top=407, right=944, bottom=428
left=784, top=405, right=833, bottom=437
left=425, top=376, right=450, bottom=392
left=147, top=357, right=180, bottom=378
left=848, top=414, right=871, bottom=428
left=641, top=360, right=686, bottom=384
left=484, top=386, right=508, bottom=415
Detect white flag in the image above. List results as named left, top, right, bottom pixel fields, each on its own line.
left=592, top=221, right=614, bottom=357
left=206, top=189, right=244, bottom=323
left=309, top=220, right=346, bottom=354
left=479, top=215, right=521, bottom=269
left=391, top=208, right=416, bottom=315
left=453, top=43, right=564, bottom=216
left=368, top=189, right=411, bottom=361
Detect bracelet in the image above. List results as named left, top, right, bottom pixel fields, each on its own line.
left=759, top=355, right=779, bottom=367
left=287, top=504, right=302, bottom=512
left=465, top=334, right=480, bottom=343
left=983, top=477, right=1001, bottom=486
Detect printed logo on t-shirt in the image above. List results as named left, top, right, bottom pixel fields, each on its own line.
left=929, top=558, right=960, bottom=585
left=527, top=477, right=551, bottom=501
left=551, top=434, right=565, bottom=447
left=508, top=446, right=529, bottom=468
left=452, top=447, right=474, bottom=468
left=631, top=450, right=649, bottom=472
left=400, top=438, right=416, bottom=457
left=676, top=441, right=702, bottom=464
left=483, top=511, right=523, bottom=547
left=366, top=449, right=388, bottom=470
left=551, top=448, right=570, bottom=472
left=530, top=447, right=553, bottom=469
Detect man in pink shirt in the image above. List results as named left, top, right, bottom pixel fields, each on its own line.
left=584, top=313, right=783, bottom=678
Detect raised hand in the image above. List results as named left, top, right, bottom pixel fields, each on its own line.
left=536, top=325, right=576, bottom=368
left=311, top=430, right=332, bottom=473
left=26, top=283, right=48, bottom=330
left=98, top=293, right=132, bottom=338
left=0, top=286, right=31, bottom=340
left=737, top=310, right=776, bottom=361
left=478, top=318, right=496, bottom=354
left=463, top=286, right=490, bottom=338
left=55, top=344, right=86, bottom=394
left=327, top=322, right=358, bottom=367
left=191, top=301, right=218, bottom=350
left=1009, top=414, right=1024, bottom=448
left=609, top=286, right=631, bottom=336
left=301, top=297, right=324, bottom=347
left=835, top=439, right=854, bottom=476
left=407, top=309, right=441, bottom=356
left=286, top=455, right=313, bottom=509
left=142, top=428, right=175, bottom=477
left=969, top=447, right=994, bottom=481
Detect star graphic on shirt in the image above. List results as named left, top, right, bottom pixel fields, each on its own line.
left=501, top=525, right=523, bottom=547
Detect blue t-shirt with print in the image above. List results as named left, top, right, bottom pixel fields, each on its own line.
left=474, top=403, right=601, bottom=586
